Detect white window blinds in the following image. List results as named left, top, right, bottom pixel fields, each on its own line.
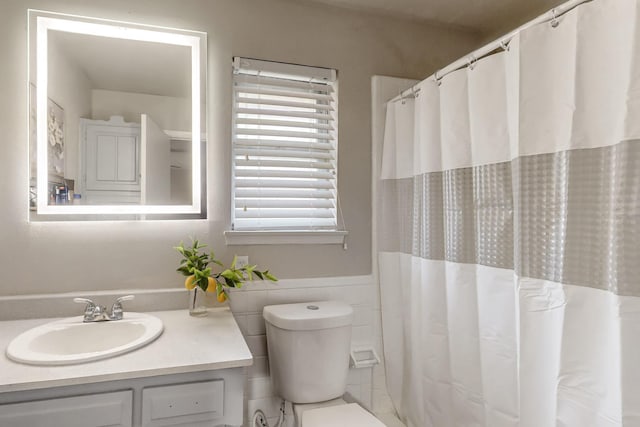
left=232, top=57, right=338, bottom=231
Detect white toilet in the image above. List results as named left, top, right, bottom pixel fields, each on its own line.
left=263, top=301, right=386, bottom=427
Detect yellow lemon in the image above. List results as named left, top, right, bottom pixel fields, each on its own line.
left=206, top=277, right=217, bottom=292
left=184, top=275, right=197, bottom=290
left=217, top=291, right=227, bottom=303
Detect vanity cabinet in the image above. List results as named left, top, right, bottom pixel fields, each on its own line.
left=0, top=309, right=252, bottom=427
left=0, top=390, right=132, bottom=427
left=0, top=369, right=243, bottom=427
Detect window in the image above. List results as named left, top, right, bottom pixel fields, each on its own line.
left=227, top=58, right=345, bottom=245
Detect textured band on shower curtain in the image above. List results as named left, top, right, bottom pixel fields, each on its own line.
left=382, top=141, right=640, bottom=294
left=377, top=0, right=640, bottom=426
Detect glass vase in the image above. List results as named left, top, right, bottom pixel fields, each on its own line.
left=188, top=286, right=208, bottom=317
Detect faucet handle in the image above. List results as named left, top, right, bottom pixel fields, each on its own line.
left=110, top=295, right=135, bottom=320
left=73, top=297, right=97, bottom=321
left=115, top=295, right=135, bottom=304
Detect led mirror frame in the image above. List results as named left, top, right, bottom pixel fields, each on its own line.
left=32, top=12, right=204, bottom=216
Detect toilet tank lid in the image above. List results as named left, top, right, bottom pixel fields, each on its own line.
left=263, top=301, right=353, bottom=331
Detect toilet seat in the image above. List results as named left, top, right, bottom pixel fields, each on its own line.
left=302, top=403, right=386, bottom=427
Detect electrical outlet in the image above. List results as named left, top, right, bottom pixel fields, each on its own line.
left=236, top=255, right=249, bottom=268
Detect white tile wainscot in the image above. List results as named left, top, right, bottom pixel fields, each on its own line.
left=226, top=275, right=376, bottom=427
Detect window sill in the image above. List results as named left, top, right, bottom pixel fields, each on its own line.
left=224, top=230, right=348, bottom=246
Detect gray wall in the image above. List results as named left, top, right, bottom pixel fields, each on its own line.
left=0, top=0, right=479, bottom=296
left=47, top=35, right=93, bottom=184
left=91, top=90, right=192, bottom=132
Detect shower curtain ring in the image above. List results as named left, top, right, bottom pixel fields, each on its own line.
left=500, top=39, right=510, bottom=51
left=434, top=70, right=442, bottom=87
left=468, top=54, right=477, bottom=70
left=550, top=9, right=560, bottom=28
left=399, top=88, right=406, bottom=105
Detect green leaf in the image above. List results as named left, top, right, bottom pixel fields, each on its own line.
left=264, top=272, right=278, bottom=282
left=221, top=269, right=235, bottom=280
left=231, top=255, right=237, bottom=269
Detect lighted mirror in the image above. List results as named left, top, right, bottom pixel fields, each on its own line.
left=28, top=10, right=206, bottom=219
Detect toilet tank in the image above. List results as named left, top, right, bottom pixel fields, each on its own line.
left=263, top=301, right=353, bottom=404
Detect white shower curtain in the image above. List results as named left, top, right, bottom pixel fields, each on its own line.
left=378, top=1, right=640, bottom=426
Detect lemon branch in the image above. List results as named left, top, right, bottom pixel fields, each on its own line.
left=175, top=239, right=277, bottom=301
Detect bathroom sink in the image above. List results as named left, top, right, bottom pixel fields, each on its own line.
left=6, top=313, right=164, bottom=366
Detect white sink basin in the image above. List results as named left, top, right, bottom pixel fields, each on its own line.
left=6, top=313, right=164, bottom=366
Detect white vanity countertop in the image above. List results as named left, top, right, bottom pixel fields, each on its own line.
left=0, top=308, right=253, bottom=393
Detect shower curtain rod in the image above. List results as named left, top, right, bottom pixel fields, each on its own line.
left=392, top=0, right=593, bottom=103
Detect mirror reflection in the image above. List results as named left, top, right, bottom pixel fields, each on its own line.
left=29, top=11, right=206, bottom=218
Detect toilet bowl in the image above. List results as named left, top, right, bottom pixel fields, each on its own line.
left=263, top=301, right=386, bottom=427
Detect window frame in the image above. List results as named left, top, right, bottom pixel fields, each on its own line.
left=225, top=57, right=346, bottom=245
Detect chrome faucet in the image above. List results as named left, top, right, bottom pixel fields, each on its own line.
left=73, top=295, right=135, bottom=322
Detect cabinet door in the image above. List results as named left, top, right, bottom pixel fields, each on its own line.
left=140, top=114, right=170, bottom=204
left=0, top=390, right=132, bottom=427
left=141, top=380, right=224, bottom=426
left=85, top=123, right=141, bottom=192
